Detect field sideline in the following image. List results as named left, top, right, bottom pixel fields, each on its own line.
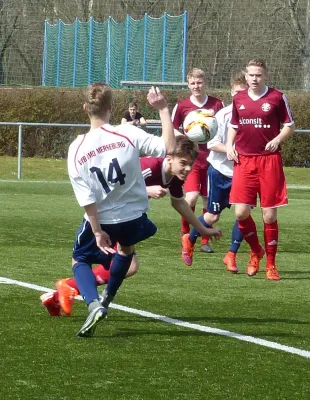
left=0, top=163, right=309, bottom=399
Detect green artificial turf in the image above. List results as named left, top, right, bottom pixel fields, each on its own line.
left=0, top=163, right=309, bottom=399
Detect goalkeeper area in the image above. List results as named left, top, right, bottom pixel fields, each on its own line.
left=0, top=157, right=310, bottom=399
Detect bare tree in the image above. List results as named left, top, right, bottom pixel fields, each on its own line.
left=285, top=0, right=310, bottom=89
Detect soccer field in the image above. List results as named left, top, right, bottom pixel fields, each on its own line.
left=0, top=171, right=310, bottom=399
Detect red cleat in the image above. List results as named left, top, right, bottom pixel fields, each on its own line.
left=247, top=246, right=265, bottom=277
left=223, top=251, right=238, bottom=273
left=266, top=265, right=281, bottom=281
left=40, top=291, right=61, bottom=317
left=56, top=279, right=78, bottom=315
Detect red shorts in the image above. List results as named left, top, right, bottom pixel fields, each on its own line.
left=184, top=163, right=208, bottom=197
left=230, top=153, right=288, bottom=208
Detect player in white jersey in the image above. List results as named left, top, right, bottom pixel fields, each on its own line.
left=181, top=72, right=247, bottom=270
left=68, top=83, right=176, bottom=337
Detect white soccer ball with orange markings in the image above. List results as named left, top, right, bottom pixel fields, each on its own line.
left=183, top=109, right=218, bottom=144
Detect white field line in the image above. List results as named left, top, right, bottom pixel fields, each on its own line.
left=1, top=276, right=310, bottom=359
left=0, top=179, right=309, bottom=189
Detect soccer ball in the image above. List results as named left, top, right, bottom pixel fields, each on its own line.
left=183, top=109, right=218, bottom=144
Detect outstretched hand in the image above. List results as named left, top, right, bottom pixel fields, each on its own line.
left=147, top=87, right=168, bottom=110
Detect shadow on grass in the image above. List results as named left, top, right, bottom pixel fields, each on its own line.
left=99, top=328, right=309, bottom=341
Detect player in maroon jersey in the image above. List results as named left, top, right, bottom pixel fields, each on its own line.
left=172, top=68, right=224, bottom=253
left=226, top=59, right=295, bottom=280
left=41, top=135, right=222, bottom=316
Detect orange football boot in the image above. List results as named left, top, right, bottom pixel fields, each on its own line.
left=247, top=246, right=265, bottom=277
left=56, top=278, right=78, bottom=315
left=223, top=251, right=239, bottom=273
left=266, top=265, right=281, bottom=281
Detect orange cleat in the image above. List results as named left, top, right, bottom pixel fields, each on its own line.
left=56, top=279, right=78, bottom=315
left=266, top=265, right=281, bottom=281
left=181, top=233, right=195, bottom=266
left=40, top=291, right=61, bottom=317
left=223, top=251, right=239, bottom=273
left=247, top=246, right=265, bottom=277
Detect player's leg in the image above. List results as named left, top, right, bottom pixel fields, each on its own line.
left=41, top=253, right=139, bottom=317
left=230, top=156, right=264, bottom=276
left=199, top=166, right=214, bottom=253
left=68, top=219, right=111, bottom=337
left=261, top=207, right=280, bottom=280
left=259, top=153, right=288, bottom=281
left=101, top=214, right=156, bottom=310
left=181, top=167, right=200, bottom=236
left=182, top=166, right=223, bottom=266
left=223, top=220, right=244, bottom=273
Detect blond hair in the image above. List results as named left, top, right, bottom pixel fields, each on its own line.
left=84, top=83, right=112, bottom=116
left=246, top=58, right=267, bottom=72
left=231, top=71, right=247, bottom=86
left=187, top=68, right=206, bottom=82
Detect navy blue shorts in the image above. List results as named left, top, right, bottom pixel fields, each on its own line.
left=207, top=165, right=232, bottom=214
left=72, top=213, right=157, bottom=265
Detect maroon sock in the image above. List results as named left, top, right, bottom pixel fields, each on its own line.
left=181, top=206, right=195, bottom=234
left=238, top=215, right=261, bottom=253
left=201, top=208, right=209, bottom=244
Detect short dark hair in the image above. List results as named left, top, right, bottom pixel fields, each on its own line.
left=169, top=135, right=199, bottom=161
left=128, top=102, right=137, bottom=108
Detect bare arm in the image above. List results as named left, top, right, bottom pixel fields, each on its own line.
left=147, top=87, right=175, bottom=154
left=84, top=203, right=116, bottom=254
left=208, top=143, right=227, bottom=153
left=265, top=124, right=295, bottom=152
left=139, top=116, right=147, bottom=126
left=226, top=127, right=238, bottom=163
left=171, top=198, right=221, bottom=239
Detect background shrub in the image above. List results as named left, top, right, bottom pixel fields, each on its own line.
left=0, top=87, right=309, bottom=166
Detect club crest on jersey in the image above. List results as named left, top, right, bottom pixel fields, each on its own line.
left=261, top=103, right=271, bottom=112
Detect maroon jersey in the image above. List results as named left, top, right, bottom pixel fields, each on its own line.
left=140, top=156, right=184, bottom=199
left=230, top=87, right=294, bottom=156
left=172, top=96, right=224, bottom=168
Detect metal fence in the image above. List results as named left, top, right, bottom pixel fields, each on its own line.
left=0, top=121, right=162, bottom=179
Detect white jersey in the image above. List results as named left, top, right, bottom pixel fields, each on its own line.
left=68, top=123, right=166, bottom=224
left=207, top=104, right=234, bottom=178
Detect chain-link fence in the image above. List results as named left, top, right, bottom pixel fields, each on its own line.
left=1, top=0, right=310, bottom=90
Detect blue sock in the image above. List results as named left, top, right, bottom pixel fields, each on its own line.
left=106, top=252, right=133, bottom=297
left=72, top=262, right=99, bottom=305
left=229, top=220, right=244, bottom=253
left=189, top=215, right=212, bottom=244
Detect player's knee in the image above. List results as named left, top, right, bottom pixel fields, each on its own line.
left=262, top=208, right=277, bottom=224
left=204, top=212, right=219, bottom=225
left=235, top=206, right=251, bottom=220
